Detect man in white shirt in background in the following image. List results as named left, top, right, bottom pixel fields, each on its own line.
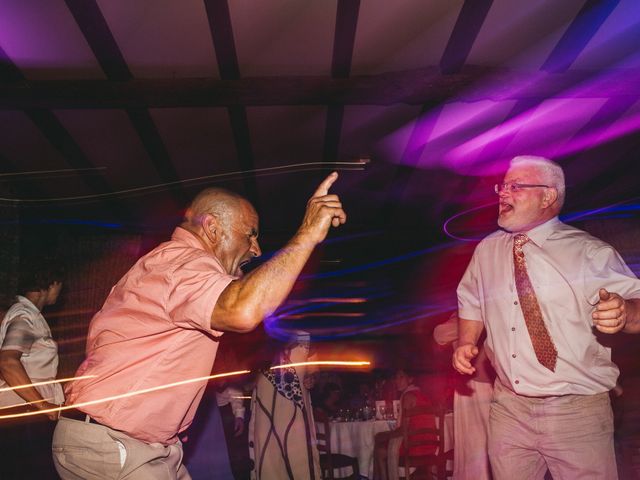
left=453, top=155, right=640, bottom=479
left=217, top=384, right=250, bottom=480
left=434, top=311, right=493, bottom=480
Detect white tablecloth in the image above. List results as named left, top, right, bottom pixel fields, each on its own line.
left=324, top=419, right=396, bottom=479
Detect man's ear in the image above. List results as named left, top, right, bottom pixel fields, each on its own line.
left=202, top=214, right=220, bottom=244
left=542, top=187, right=558, bottom=209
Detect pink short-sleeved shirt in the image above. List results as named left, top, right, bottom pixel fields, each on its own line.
left=65, top=227, right=235, bottom=445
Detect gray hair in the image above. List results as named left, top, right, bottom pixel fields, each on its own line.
left=510, top=155, right=566, bottom=208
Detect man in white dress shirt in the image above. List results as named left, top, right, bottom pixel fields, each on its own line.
left=453, top=155, right=640, bottom=479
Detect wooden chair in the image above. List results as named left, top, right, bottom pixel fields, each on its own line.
left=316, top=420, right=360, bottom=480
left=398, top=405, right=454, bottom=480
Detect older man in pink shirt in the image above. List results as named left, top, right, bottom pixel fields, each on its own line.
left=52, top=173, right=346, bottom=479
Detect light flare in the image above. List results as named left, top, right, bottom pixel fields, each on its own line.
left=0, top=361, right=371, bottom=420
left=0, top=375, right=97, bottom=393
left=0, top=370, right=250, bottom=420
left=270, top=361, right=370, bottom=369
left=0, top=398, right=53, bottom=411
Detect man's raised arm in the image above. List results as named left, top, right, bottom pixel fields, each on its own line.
left=212, top=172, right=346, bottom=332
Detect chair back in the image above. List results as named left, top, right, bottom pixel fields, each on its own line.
left=399, top=404, right=452, bottom=479
left=316, top=420, right=334, bottom=479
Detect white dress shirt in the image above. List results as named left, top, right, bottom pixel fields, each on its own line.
left=0, top=295, right=64, bottom=407
left=458, top=217, right=640, bottom=396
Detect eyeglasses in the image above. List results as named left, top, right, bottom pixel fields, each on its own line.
left=494, top=182, right=550, bottom=194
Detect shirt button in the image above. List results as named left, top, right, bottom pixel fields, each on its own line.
left=512, top=353, right=517, bottom=358
left=515, top=380, right=520, bottom=385
left=511, top=327, right=516, bottom=332
left=514, top=301, right=518, bottom=305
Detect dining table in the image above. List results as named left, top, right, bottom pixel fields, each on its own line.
left=325, top=418, right=396, bottom=479
left=324, top=411, right=454, bottom=479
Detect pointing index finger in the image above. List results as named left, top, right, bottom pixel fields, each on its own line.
left=312, top=172, right=338, bottom=198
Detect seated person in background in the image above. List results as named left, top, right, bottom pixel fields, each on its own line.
left=373, top=369, right=395, bottom=404
left=313, top=382, right=342, bottom=422
left=373, top=368, right=436, bottom=480
left=348, top=381, right=373, bottom=412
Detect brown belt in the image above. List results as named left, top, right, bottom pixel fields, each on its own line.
left=59, top=407, right=101, bottom=425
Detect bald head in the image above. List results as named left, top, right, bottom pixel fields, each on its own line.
left=183, top=188, right=254, bottom=230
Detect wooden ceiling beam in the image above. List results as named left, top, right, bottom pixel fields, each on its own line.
left=204, top=0, right=259, bottom=208
left=542, top=0, right=620, bottom=73
left=440, top=0, right=494, bottom=74
left=65, top=0, right=187, bottom=208
left=0, top=45, right=24, bottom=83
left=1, top=67, right=636, bottom=109
left=63, top=0, right=132, bottom=81
left=0, top=44, right=133, bottom=221
left=323, top=0, right=360, bottom=164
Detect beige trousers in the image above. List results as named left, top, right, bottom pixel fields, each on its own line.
left=488, top=380, right=617, bottom=480
left=52, top=417, right=191, bottom=480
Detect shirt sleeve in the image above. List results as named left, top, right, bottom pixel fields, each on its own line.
left=216, top=387, right=246, bottom=418
left=1, top=317, right=35, bottom=354
left=166, top=254, right=235, bottom=334
left=583, top=244, right=640, bottom=304
left=457, top=246, right=483, bottom=322
left=227, top=386, right=246, bottom=419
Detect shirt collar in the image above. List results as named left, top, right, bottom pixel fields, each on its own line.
left=16, top=295, right=41, bottom=313
left=171, top=226, right=206, bottom=251
left=517, top=216, right=560, bottom=247
left=171, top=226, right=232, bottom=276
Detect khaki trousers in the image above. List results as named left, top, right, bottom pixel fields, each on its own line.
left=488, top=380, right=617, bottom=480
left=52, top=417, right=191, bottom=480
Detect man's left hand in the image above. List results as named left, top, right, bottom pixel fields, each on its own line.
left=592, top=288, right=626, bottom=334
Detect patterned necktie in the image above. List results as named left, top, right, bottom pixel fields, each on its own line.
left=513, top=233, right=558, bottom=372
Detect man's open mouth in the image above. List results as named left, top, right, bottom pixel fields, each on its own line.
left=499, top=202, right=513, bottom=215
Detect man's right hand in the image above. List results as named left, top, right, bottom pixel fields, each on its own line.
left=452, top=343, right=479, bottom=375
left=295, top=172, right=346, bottom=245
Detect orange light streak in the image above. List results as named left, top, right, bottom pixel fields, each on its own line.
left=287, top=297, right=367, bottom=305
left=270, top=361, right=370, bottom=369
left=0, top=398, right=52, bottom=411
left=279, top=313, right=365, bottom=319
left=231, top=396, right=252, bottom=400
left=0, top=360, right=370, bottom=421
left=0, top=370, right=250, bottom=420
left=0, top=375, right=97, bottom=393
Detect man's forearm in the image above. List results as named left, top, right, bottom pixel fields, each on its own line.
left=623, top=298, right=640, bottom=333
left=213, top=171, right=345, bottom=332
left=212, top=233, right=316, bottom=331
left=458, top=317, right=484, bottom=346
left=0, top=355, right=48, bottom=405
